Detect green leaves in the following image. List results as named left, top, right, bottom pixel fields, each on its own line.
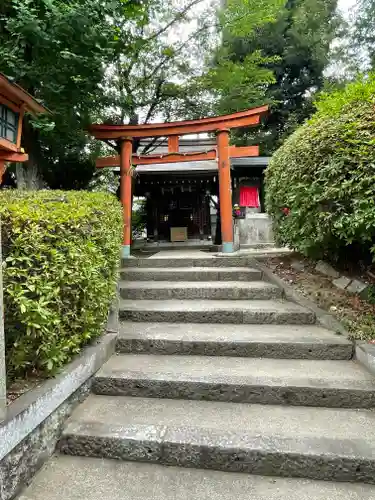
left=212, top=0, right=339, bottom=154
left=221, top=0, right=285, bottom=37
left=2, top=190, right=122, bottom=379
left=266, top=73, right=375, bottom=263
left=0, top=0, right=144, bottom=188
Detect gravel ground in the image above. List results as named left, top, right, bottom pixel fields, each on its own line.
left=265, top=253, right=375, bottom=341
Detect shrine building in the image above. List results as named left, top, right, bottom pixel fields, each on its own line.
left=90, top=106, right=273, bottom=257
left=0, top=73, right=48, bottom=182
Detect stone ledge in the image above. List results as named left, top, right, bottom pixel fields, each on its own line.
left=0, top=332, right=116, bottom=461
left=0, top=328, right=116, bottom=500
left=59, top=420, right=375, bottom=484
left=315, top=260, right=340, bottom=279
left=355, top=343, right=375, bottom=378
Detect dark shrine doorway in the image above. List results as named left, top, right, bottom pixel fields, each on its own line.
left=138, top=171, right=216, bottom=243
left=154, top=189, right=211, bottom=241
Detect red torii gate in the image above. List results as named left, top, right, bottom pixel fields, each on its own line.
left=89, top=105, right=268, bottom=257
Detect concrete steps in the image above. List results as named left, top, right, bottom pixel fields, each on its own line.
left=59, top=395, right=375, bottom=483
left=119, top=281, right=282, bottom=300
left=17, top=251, right=375, bottom=498
left=121, top=256, right=255, bottom=268
left=116, top=322, right=353, bottom=359
left=119, top=299, right=316, bottom=324
left=120, top=267, right=262, bottom=281
left=19, top=455, right=375, bottom=500
left=92, top=354, right=375, bottom=408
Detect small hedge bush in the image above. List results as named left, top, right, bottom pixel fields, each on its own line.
left=1, top=190, right=122, bottom=379
left=266, top=75, right=375, bottom=263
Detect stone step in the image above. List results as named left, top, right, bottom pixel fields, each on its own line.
left=92, top=354, right=375, bottom=408
left=118, top=299, right=316, bottom=324
left=122, top=257, right=254, bottom=268
left=59, top=395, right=375, bottom=484
left=19, top=455, right=375, bottom=500
left=116, top=322, right=353, bottom=360
left=120, top=267, right=262, bottom=282
left=119, top=281, right=282, bottom=300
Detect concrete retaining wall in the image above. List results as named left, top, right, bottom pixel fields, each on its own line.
left=0, top=312, right=117, bottom=500
left=236, top=213, right=274, bottom=246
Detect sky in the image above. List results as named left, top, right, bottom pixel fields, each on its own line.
left=338, top=0, right=357, bottom=19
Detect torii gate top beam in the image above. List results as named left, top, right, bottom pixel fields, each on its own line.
left=89, top=105, right=268, bottom=140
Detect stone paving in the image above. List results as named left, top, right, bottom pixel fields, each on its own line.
left=18, top=250, right=375, bottom=499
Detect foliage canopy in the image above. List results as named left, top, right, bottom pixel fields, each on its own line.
left=2, top=190, right=121, bottom=379
left=213, top=0, right=339, bottom=154
left=266, top=74, right=375, bottom=263
left=0, top=0, right=144, bottom=187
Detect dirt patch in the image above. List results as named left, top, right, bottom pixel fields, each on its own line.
left=7, top=377, right=44, bottom=405
left=265, top=254, right=375, bottom=341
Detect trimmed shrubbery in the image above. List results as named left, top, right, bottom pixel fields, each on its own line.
left=1, top=190, right=122, bottom=379
left=266, top=75, right=375, bottom=264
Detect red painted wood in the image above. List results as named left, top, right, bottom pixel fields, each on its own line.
left=217, top=130, right=233, bottom=247
left=120, top=139, right=133, bottom=246
left=89, top=106, right=268, bottom=139
left=168, top=136, right=179, bottom=152
left=95, top=146, right=259, bottom=169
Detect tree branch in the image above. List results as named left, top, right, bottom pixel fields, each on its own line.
left=143, top=0, right=206, bottom=45
left=141, top=136, right=165, bottom=155
left=138, top=19, right=217, bottom=88
left=144, top=78, right=164, bottom=124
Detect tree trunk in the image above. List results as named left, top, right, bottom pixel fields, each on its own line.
left=15, top=163, right=27, bottom=190
left=16, top=160, right=44, bottom=190
left=17, top=118, right=45, bottom=190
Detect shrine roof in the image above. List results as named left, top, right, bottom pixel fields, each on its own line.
left=0, top=73, right=48, bottom=114
left=113, top=157, right=270, bottom=174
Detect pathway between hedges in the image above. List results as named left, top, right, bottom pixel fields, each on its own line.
left=20, top=251, right=375, bottom=499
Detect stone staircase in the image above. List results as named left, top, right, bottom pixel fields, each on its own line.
left=19, top=253, right=375, bottom=500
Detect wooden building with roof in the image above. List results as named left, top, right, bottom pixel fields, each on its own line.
left=0, top=73, right=48, bottom=182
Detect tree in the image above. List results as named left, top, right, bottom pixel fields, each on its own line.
left=100, top=0, right=218, bottom=155
left=0, top=0, right=143, bottom=188
left=265, top=74, right=375, bottom=265
left=212, top=0, right=340, bottom=154
left=200, top=0, right=285, bottom=120
left=353, top=0, right=375, bottom=70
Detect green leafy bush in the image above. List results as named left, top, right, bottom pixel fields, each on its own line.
left=1, top=190, right=122, bottom=379
left=266, top=74, right=375, bottom=262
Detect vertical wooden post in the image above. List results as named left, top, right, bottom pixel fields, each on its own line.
left=120, top=137, right=133, bottom=258
left=16, top=104, right=25, bottom=149
left=168, top=136, right=179, bottom=153
left=217, top=129, right=234, bottom=253
left=0, top=161, right=5, bottom=186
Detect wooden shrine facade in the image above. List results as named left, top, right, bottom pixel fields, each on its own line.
left=89, top=106, right=268, bottom=256
left=135, top=160, right=217, bottom=242
left=0, top=73, right=47, bottom=182
left=131, top=156, right=270, bottom=244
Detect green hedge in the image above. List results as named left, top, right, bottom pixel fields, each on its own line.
left=1, top=190, right=122, bottom=379
left=266, top=75, right=375, bottom=262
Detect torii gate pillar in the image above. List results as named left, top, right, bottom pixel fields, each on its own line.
left=217, top=129, right=234, bottom=253
left=119, top=137, right=133, bottom=258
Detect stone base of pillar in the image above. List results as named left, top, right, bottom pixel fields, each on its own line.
left=222, top=241, right=234, bottom=253
left=121, top=245, right=131, bottom=258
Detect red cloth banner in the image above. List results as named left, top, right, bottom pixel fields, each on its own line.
left=239, top=186, right=260, bottom=208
